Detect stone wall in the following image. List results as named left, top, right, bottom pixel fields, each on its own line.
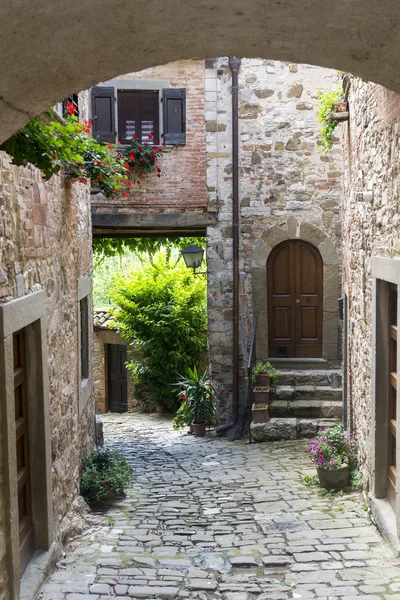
left=0, top=130, right=94, bottom=595
left=94, top=329, right=135, bottom=413
left=205, top=58, right=343, bottom=421
left=341, top=78, right=400, bottom=485
left=91, top=59, right=207, bottom=215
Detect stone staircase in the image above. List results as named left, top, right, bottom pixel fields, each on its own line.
left=251, top=368, right=343, bottom=442
left=270, top=369, right=343, bottom=419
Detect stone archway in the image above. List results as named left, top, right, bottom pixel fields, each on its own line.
left=250, top=217, right=340, bottom=361
left=1, top=0, right=400, bottom=143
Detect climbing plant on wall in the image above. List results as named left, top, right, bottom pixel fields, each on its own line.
left=316, top=85, right=345, bottom=152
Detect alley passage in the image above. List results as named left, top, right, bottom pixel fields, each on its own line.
left=41, top=414, right=400, bottom=600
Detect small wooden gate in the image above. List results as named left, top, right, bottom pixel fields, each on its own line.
left=108, top=344, right=128, bottom=413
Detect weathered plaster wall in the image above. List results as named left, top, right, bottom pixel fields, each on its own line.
left=92, top=60, right=207, bottom=215
left=206, top=58, right=343, bottom=420
left=0, top=143, right=93, bottom=594
left=342, top=79, right=400, bottom=485
left=94, top=329, right=135, bottom=414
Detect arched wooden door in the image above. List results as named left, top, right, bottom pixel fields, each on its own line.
left=267, top=240, right=323, bottom=358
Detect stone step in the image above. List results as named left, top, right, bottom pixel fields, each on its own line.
left=274, top=369, right=342, bottom=387
left=269, top=398, right=342, bottom=419
left=250, top=417, right=339, bottom=442
left=272, top=385, right=343, bottom=403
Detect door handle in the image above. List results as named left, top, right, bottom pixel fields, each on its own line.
left=296, top=299, right=300, bottom=303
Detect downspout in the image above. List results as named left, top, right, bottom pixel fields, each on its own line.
left=229, top=56, right=241, bottom=421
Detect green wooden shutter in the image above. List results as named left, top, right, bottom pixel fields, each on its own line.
left=91, top=86, right=115, bottom=143
left=162, top=88, right=186, bottom=145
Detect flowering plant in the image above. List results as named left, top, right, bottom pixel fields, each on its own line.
left=172, top=366, right=216, bottom=429
left=306, top=423, right=358, bottom=470
left=0, top=103, right=164, bottom=199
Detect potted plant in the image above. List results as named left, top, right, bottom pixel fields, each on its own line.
left=253, top=385, right=271, bottom=406
left=252, top=361, right=279, bottom=388
left=252, top=402, right=270, bottom=424
left=80, top=448, right=133, bottom=505
left=316, top=85, right=348, bottom=152
left=305, top=423, right=358, bottom=490
left=173, top=366, right=216, bottom=437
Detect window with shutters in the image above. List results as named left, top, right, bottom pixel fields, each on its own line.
left=91, top=83, right=186, bottom=146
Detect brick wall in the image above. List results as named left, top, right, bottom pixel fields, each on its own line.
left=91, top=60, right=207, bottom=214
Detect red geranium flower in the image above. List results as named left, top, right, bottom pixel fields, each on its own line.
left=66, top=102, right=76, bottom=115
left=140, top=158, right=146, bottom=164
left=138, top=146, right=142, bottom=151
left=127, top=181, right=132, bottom=187
left=157, top=167, right=161, bottom=173
left=107, top=143, right=113, bottom=150
left=98, top=174, right=102, bottom=181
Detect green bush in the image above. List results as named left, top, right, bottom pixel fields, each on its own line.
left=110, top=254, right=207, bottom=411
left=316, top=85, right=344, bottom=152
left=80, top=448, right=132, bottom=503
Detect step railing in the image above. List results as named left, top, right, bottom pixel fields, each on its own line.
left=247, top=316, right=257, bottom=442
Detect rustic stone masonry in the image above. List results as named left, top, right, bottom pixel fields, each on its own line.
left=0, top=112, right=94, bottom=597
left=341, top=79, right=400, bottom=505
left=205, top=58, right=344, bottom=422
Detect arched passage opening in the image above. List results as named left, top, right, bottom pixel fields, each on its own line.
left=1, top=0, right=400, bottom=142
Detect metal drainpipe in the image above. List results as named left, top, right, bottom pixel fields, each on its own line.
left=229, top=56, right=241, bottom=420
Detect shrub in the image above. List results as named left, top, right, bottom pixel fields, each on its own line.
left=173, top=367, right=216, bottom=429
left=80, top=448, right=132, bottom=503
left=110, top=254, right=207, bottom=411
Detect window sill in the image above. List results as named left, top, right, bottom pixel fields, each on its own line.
left=118, top=144, right=175, bottom=153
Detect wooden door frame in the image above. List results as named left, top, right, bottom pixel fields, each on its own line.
left=267, top=239, right=324, bottom=358
left=0, top=291, right=53, bottom=598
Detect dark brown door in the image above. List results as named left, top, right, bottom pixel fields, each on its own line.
left=13, top=330, right=35, bottom=575
left=108, top=344, right=128, bottom=413
left=268, top=240, right=323, bottom=358
left=388, top=285, right=397, bottom=510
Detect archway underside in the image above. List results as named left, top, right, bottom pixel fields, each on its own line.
left=0, top=0, right=399, bottom=143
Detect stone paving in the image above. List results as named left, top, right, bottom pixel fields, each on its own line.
left=40, top=413, right=400, bottom=599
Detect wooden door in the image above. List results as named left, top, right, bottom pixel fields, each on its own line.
left=108, top=344, right=128, bottom=413
left=13, top=330, right=35, bottom=575
left=388, top=285, right=397, bottom=510
left=268, top=240, right=323, bottom=358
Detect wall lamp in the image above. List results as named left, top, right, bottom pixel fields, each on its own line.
left=181, top=243, right=207, bottom=275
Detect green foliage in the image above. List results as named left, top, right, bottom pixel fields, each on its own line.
left=350, top=468, right=363, bottom=490
left=0, top=107, right=165, bottom=199
left=93, top=236, right=205, bottom=264
left=300, top=475, right=319, bottom=487
left=254, top=403, right=268, bottom=409
left=173, top=366, right=216, bottom=428
left=316, top=85, right=344, bottom=152
left=317, top=487, right=344, bottom=498
left=110, top=255, right=207, bottom=411
left=252, top=361, right=279, bottom=384
left=93, top=250, right=142, bottom=307
left=80, top=448, right=132, bottom=503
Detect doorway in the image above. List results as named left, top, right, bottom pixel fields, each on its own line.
left=267, top=239, right=323, bottom=358
left=108, top=344, right=128, bottom=413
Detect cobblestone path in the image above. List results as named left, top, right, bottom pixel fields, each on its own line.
left=41, top=413, right=400, bottom=600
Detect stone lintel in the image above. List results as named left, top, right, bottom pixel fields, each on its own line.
left=92, top=211, right=216, bottom=237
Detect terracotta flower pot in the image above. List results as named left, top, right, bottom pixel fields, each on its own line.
left=156, top=405, right=166, bottom=414
left=317, top=464, right=349, bottom=490
left=252, top=404, right=270, bottom=424
left=256, top=374, right=270, bottom=387
left=253, top=389, right=270, bottom=406
left=192, top=423, right=206, bottom=437
left=333, top=101, right=348, bottom=113
left=188, top=424, right=194, bottom=434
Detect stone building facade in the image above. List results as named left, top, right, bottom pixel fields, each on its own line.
left=341, top=77, right=400, bottom=547
left=205, top=58, right=343, bottom=420
left=0, top=107, right=94, bottom=598
left=93, top=309, right=135, bottom=414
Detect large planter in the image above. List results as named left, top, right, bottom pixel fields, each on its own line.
left=256, top=374, right=270, bottom=387
left=253, top=389, right=270, bottom=406
left=252, top=404, right=270, bottom=424
left=192, top=423, right=206, bottom=437
left=317, top=464, right=349, bottom=490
